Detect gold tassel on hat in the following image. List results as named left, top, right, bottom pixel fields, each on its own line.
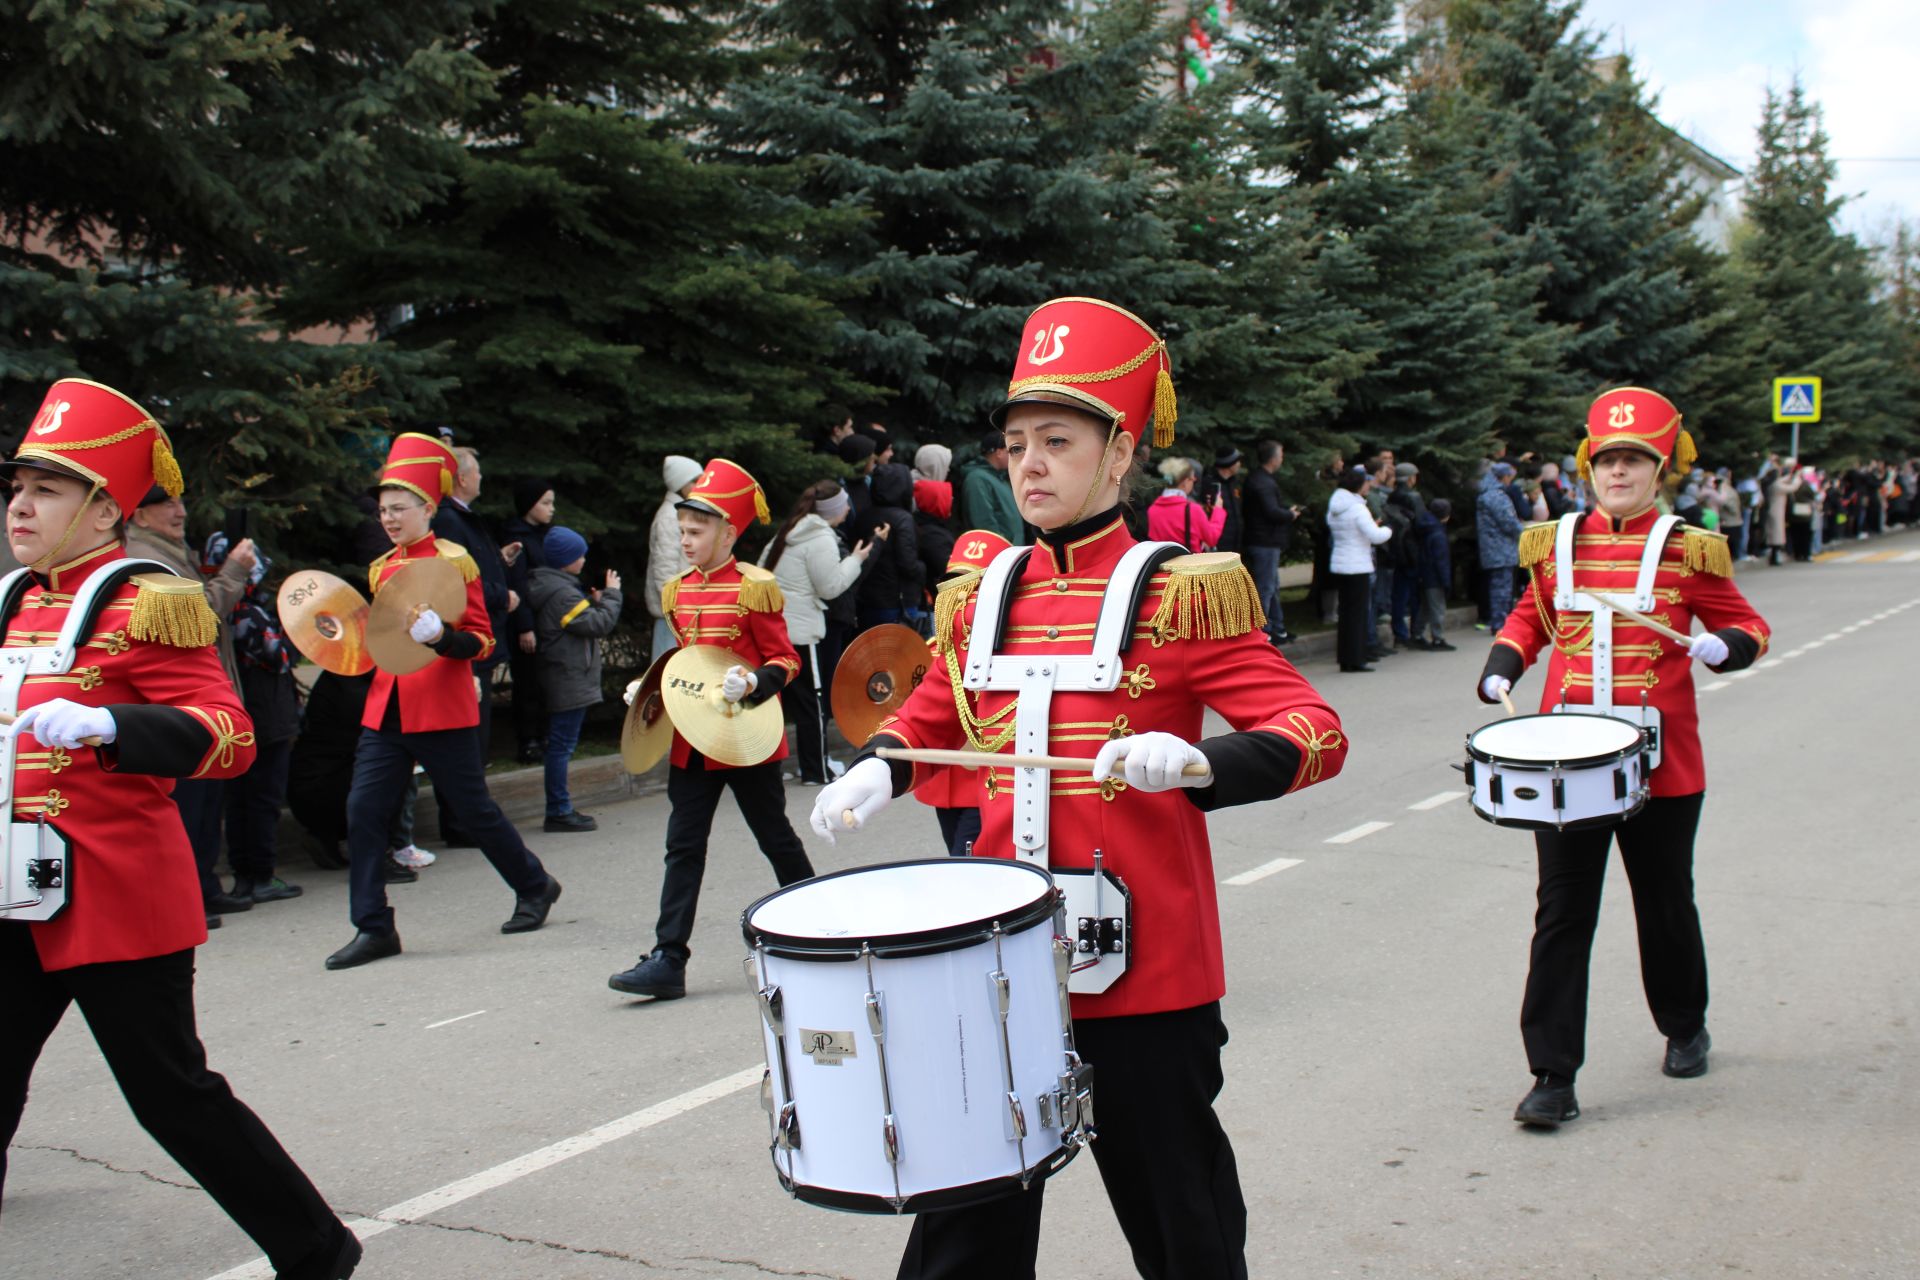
left=1674, top=428, right=1697, bottom=475
left=1519, top=521, right=1559, bottom=568
left=1153, top=361, right=1178, bottom=449
left=151, top=433, right=184, bottom=498
left=737, top=563, right=785, bottom=613
left=128, top=574, right=219, bottom=648
left=1682, top=528, right=1732, bottom=577
left=754, top=486, right=771, bottom=525
left=1574, top=438, right=1592, bottom=485
left=1147, top=554, right=1265, bottom=641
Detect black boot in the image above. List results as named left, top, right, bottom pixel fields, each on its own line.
left=325, top=929, right=402, bottom=971
left=1663, top=1028, right=1711, bottom=1078
left=276, top=1220, right=363, bottom=1279
left=608, top=949, right=686, bottom=999
left=502, top=877, right=562, bottom=933
left=543, top=810, right=598, bottom=833
left=1514, top=1074, right=1579, bottom=1128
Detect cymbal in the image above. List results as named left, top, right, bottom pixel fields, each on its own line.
left=831, top=624, right=933, bottom=748
left=660, top=644, right=785, bottom=767
left=620, top=649, right=675, bottom=774
left=366, top=556, right=468, bottom=676
left=276, top=570, right=373, bottom=676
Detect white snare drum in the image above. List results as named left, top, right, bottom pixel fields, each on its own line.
left=741, top=859, right=1092, bottom=1214
left=1465, top=713, right=1649, bottom=831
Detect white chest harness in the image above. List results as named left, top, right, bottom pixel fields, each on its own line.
left=0, top=559, right=171, bottom=919
left=960, top=541, right=1184, bottom=992
left=1549, top=513, right=1679, bottom=766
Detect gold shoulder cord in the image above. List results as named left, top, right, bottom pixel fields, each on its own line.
left=937, top=578, right=1018, bottom=752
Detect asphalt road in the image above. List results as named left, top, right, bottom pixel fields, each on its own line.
left=7, top=536, right=1918, bottom=1280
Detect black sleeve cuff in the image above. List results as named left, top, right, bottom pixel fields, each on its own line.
left=100, top=704, right=213, bottom=777
left=746, top=664, right=788, bottom=704
left=1708, top=627, right=1761, bottom=672
left=856, top=730, right=916, bottom=797
left=1479, top=644, right=1525, bottom=700
left=1187, top=731, right=1304, bottom=812
left=431, top=629, right=483, bottom=660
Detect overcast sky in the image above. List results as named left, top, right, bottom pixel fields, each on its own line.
left=1570, top=0, right=1918, bottom=242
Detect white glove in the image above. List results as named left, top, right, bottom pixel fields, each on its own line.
left=1688, top=633, right=1729, bottom=666
left=7, top=699, right=116, bottom=749
left=722, top=665, right=758, bottom=704
left=409, top=608, right=445, bottom=645
left=1481, top=675, right=1512, bottom=703
left=1091, top=731, right=1212, bottom=793
left=809, top=757, right=894, bottom=844
left=624, top=676, right=645, bottom=706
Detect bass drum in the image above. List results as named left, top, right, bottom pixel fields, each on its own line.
left=741, top=859, right=1093, bottom=1214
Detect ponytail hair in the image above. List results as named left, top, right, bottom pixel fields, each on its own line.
left=765, top=479, right=842, bottom=569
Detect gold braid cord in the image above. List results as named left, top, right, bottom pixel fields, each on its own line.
left=128, top=575, right=219, bottom=648
left=932, top=572, right=1017, bottom=752
left=1146, top=556, right=1265, bottom=642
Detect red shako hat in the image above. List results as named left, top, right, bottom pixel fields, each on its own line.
left=677, top=458, right=770, bottom=536
left=379, top=432, right=458, bottom=505
left=1579, top=387, right=1695, bottom=481
left=991, top=297, right=1178, bottom=447
left=946, top=528, right=1011, bottom=575
left=9, top=378, right=184, bottom=513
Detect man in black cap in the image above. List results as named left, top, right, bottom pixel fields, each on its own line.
left=1197, top=446, right=1244, bottom=554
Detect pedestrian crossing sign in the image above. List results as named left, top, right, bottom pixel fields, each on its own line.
left=1772, top=376, right=1821, bottom=423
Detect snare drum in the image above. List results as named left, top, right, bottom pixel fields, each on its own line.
left=1465, top=713, right=1648, bottom=830
left=741, top=859, right=1092, bottom=1214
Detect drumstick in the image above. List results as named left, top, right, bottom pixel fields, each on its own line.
left=1587, top=593, right=1694, bottom=647
left=0, top=709, right=105, bottom=748
left=875, top=745, right=1209, bottom=778
left=1499, top=689, right=1516, bottom=717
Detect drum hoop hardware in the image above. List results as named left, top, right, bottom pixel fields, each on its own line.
left=751, top=940, right=802, bottom=1182
left=987, top=923, right=1032, bottom=1186
left=861, top=943, right=906, bottom=1212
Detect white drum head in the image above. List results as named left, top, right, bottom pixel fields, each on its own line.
left=1470, top=713, right=1641, bottom=764
left=747, top=860, right=1051, bottom=941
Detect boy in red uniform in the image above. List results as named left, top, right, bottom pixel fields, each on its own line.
left=609, top=460, right=813, bottom=1000
left=813, top=299, right=1350, bottom=1279
left=326, top=433, right=561, bottom=970
left=0, top=380, right=361, bottom=1278
left=1478, top=387, right=1771, bottom=1127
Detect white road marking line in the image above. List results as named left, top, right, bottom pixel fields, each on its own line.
left=1842, top=625, right=1860, bottom=633
left=1893, top=550, right=1920, bottom=563
left=1822, top=633, right=1843, bottom=641
left=1409, top=791, right=1463, bottom=811
left=1728, top=669, right=1759, bottom=680
left=1224, top=856, right=1304, bottom=886
left=204, top=1066, right=763, bottom=1280
left=1326, top=820, right=1393, bottom=845
left=425, top=1010, right=487, bottom=1030
left=1758, top=658, right=1782, bottom=669
left=1700, top=680, right=1730, bottom=692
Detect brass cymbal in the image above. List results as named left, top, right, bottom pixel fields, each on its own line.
left=620, top=649, right=675, bottom=774
left=275, top=570, right=373, bottom=676
left=660, top=644, right=785, bottom=767
left=366, top=556, right=469, bottom=676
left=831, top=624, right=933, bottom=748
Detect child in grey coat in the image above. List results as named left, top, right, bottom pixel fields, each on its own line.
left=526, top=526, right=623, bottom=832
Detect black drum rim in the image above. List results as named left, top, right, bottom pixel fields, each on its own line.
left=1465, top=712, right=1649, bottom=772
left=741, top=858, right=1062, bottom=960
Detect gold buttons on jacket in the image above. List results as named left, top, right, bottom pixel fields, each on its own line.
left=1045, top=627, right=1060, bottom=639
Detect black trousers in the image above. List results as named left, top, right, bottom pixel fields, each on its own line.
left=1522, top=792, right=1709, bottom=1081
left=785, top=642, right=831, bottom=784
left=655, top=754, right=814, bottom=960
left=1333, top=572, right=1373, bottom=670
left=175, top=776, right=227, bottom=902
left=897, top=1002, right=1246, bottom=1280
left=0, top=929, right=341, bottom=1271
left=345, top=724, right=549, bottom=934
left=509, top=644, right=547, bottom=748
left=934, top=805, right=981, bottom=857
left=225, top=735, right=293, bottom=881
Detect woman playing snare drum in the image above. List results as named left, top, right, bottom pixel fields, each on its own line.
left=811, top=297, right=1350, bottom=1280
left=1477, top=387, right=1770, bottom=1128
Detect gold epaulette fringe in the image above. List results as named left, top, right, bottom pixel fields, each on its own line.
left=366, top=549, right=393, bottom=596
left=1147, top=553, right=1265, bottom=641
left=1682, top=527, right=1732, bottom=577
left=1518, top=522, right=1559, bottom=568
left=933, top=569, right=984, bottom=653
left=660, top=576, right=680, bottom=616
left=737, top=563, right=785, bottom=613
left=128, top=574, right=219, bottom=648
left=435, top=540, right=480, bottom=584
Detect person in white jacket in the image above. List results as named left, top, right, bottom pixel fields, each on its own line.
left=760, top=482, right=872, bottom=784
left=1327, top=466, right=1392, bottom=672
left=646, top=455, right=704, bottom=659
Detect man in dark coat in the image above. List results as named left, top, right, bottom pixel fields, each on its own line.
left=1196, top=446, right=1244, bottom=553
left=1240, top=440, right=1298, bottom=646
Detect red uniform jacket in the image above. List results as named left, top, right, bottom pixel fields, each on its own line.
left=5, top=541, right=258, bottom=969
left=1484, top=507, right=1770, bottom=796
left=362, top=534, right=491, bottom=733
left=665, top=558, right=800, bottom=769
left=871, top=516, right=1348, bottom=1019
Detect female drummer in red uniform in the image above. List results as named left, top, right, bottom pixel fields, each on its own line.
left=1477, top=387, right=1771, bottom=1128
left=811, top=299, right=1350, bottom=1279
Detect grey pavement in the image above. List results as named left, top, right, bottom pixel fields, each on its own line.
left=7, top=535, right=1918, bottom=1279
